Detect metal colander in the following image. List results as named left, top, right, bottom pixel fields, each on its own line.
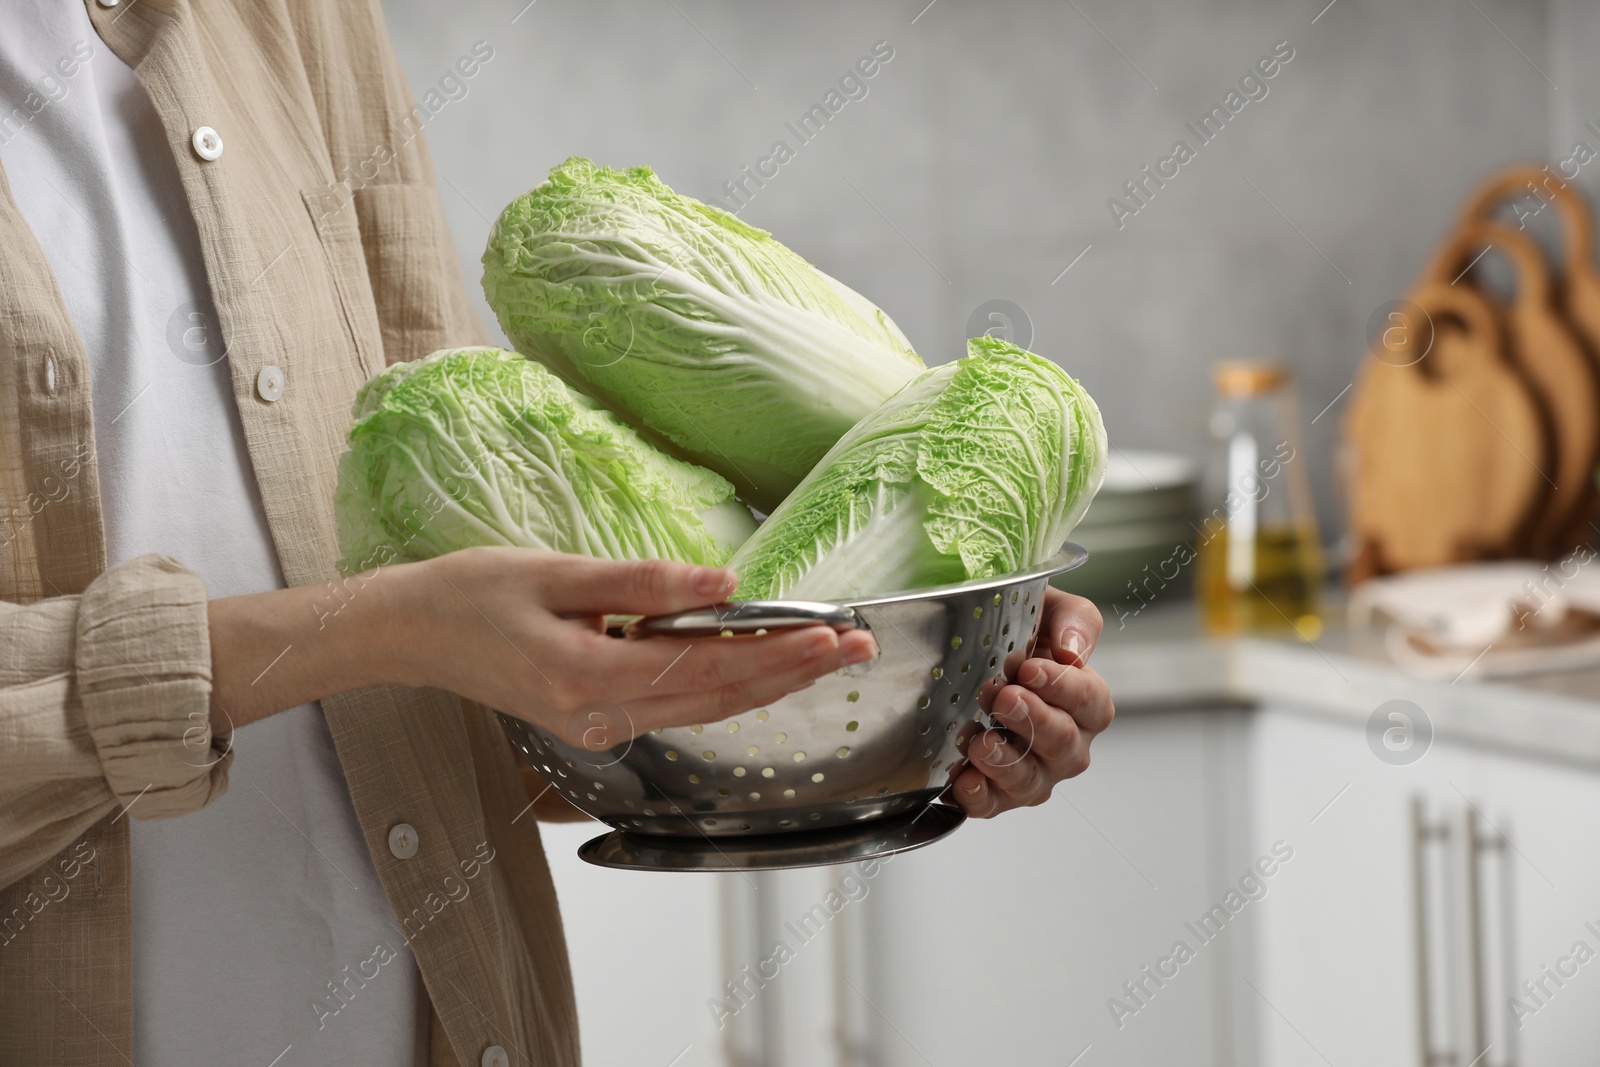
left=498, top=545, right=1086, bottom=860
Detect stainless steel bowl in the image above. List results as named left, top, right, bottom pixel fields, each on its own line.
left=498, top=545, right=1087, bottom=848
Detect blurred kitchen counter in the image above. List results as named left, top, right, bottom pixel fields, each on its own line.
left=1093, top=594, right=1600, bottom=770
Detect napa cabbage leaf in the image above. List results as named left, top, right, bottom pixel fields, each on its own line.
left=481, top=156, right=925, bottom=510
left=334, top=347, right=755, bottom=571
left=727, top=337, right=1107, bottom=601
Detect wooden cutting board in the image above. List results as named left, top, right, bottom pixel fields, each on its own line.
left=1346, top=283, right=1552, bottom=581
left=1420, top=220, right=1600, bottom=558
left=1458, top=165, right=1600, bottom=552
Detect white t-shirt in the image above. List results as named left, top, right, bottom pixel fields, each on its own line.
left=0, top=3, right=422, bottom=1063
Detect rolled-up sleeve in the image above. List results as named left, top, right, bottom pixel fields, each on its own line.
left=0, top=553, right=230, bottom=888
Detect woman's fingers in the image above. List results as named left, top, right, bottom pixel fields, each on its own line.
left=990, top=684, right=1092, bottom=778
left=964, top=725, right=1051, bottom=808
left=620, top=638, right=875, bottom=733
left=578, top=627, right=877, bottom=702
left=1041, top=587, right=1103, bottom=667
left=949, top=674, right=1107, bottom=817
left=949, top=763, right=1008, bottom=818
left=1013, top=659, right=1115, bottom=736
left=525, top=552, right=739, bottom=617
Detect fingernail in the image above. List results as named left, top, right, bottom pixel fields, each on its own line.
left=692, top=567, right=729, bottom=597
left=962, top=779, right=984, bottom=794
left=1064, top=630, right=1089, bottom=664
left=841, top=642, right=876, bottom=666
left=995, top=694, right=1026, bottom=722
left=802, top=631, right=839, bottom=659
left=1020, top=663, right=1048, bottom=688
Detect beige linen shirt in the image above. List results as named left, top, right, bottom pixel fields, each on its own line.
left=0, top=1, right=579, bottom=1064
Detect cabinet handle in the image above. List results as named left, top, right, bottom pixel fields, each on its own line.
left=1463, top=807, right=1513, bottom=1067
left=1412, top=797, right=1454, bottom=1066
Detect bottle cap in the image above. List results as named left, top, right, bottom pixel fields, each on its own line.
left=1213, top=360, right=1288, bottom=396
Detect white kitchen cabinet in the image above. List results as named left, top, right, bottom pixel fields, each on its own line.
left=1247, top=705, right=1463, bottom=1067
left=857, top=707, right=1257, bottom=1067
left=1248, top=701, right=1600, bottom=1067
left=535, top=642, right=1600, bottom=1067
left=1471, top=747, right=1600, bottom=1066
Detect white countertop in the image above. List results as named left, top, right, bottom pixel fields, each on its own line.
left=1093, top=600, right=1600, bottom=771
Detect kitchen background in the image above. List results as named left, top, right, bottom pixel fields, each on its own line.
left=379, top=2, right=1600, bottom=1065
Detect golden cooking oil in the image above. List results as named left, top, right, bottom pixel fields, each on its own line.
left=1197, top=523, right=1323, bottom=638
left=1197, top=361, right=1324, bottom=639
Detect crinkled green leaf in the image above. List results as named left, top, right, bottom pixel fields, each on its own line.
left=729, top=337, right=1107, bottom=601
left=334, top=347, right=754, bottom=571
left=481, top=156, right=924, bottom=510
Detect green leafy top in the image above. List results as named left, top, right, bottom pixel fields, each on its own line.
left=481, top=156, right=924, bottom=509
left=729, top=337, right=1107, bottom=601
left=335, top=347, right=753, bottom=571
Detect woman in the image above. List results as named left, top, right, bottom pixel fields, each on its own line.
left=0, top=1, right=1114, bottom=1063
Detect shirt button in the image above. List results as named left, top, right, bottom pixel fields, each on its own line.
left=481, top=1047, right=509, bottom=1067
left=191, top=126, right=224, bottom=161
left=256, top=365, right=284, bottom=402
left=388, top=823, right=419, bottom=860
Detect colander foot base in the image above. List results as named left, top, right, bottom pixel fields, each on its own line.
left=577, top=802, right=966, bottom=872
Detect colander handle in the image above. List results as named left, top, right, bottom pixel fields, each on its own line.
left=623, top=600, right=865, bottom=639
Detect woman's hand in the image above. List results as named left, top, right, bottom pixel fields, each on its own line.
left=946, top=586, right=1114, bottom=817
left=391, top=547, right=877, bottom=746
left=208, top=547, right=877, bottom=746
